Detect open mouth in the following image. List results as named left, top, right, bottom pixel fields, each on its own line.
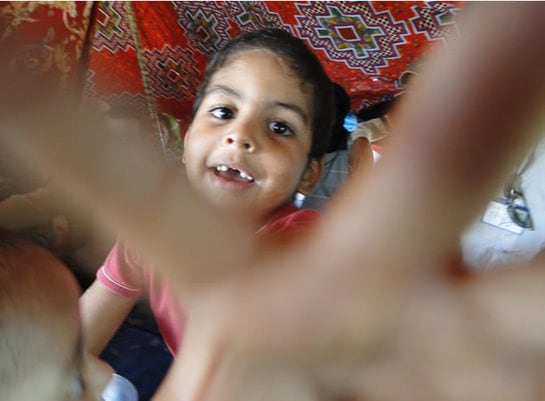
left=214, top=164, right=255, bottom=183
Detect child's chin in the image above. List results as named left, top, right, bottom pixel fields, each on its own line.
left=209, top=195, right=249, bottom=212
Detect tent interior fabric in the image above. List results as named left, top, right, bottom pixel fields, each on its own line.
left=1, top=1, right=461, bottom=155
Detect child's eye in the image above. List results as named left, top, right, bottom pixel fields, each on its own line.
left=210, top=107, right=234, bottom=120
left=268, top=121, right=294, bottom=136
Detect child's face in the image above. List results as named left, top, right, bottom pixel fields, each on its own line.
left=184, top=49, right=320, bottom=224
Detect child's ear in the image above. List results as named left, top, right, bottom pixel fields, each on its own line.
left=296, top=158, right=323, bottom=195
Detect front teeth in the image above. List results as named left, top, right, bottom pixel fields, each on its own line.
left=215, top=165, right=254, bottom=181
left=239, top=171, right=252, bottom=181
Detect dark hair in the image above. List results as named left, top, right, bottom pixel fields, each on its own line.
left=356, top=96, right=396, bottom=122
left=192, top=28, right=335, bottom=161
left=326, top=82, right=351, bottom=153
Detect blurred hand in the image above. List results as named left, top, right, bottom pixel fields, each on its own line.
left=2, top=3, right=545, bottom=401
left=153, top=3, right=545, bottom=401
left=155, top=263, right=545, bottom=401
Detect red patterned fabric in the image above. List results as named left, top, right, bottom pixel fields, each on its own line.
left=0, top=2, right=93, bottom=197
left=0, top=2, right=93, bottom=90
left=84, top=1, right=462, bottom=133
left=1, top=1, right=462, bottom=138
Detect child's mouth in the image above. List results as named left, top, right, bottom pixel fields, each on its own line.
left=214, top=165, right=255, bottom=183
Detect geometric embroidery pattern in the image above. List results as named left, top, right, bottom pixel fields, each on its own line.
left=143, top=45, right=201, bottom=101
left=82, top=1, right=463, bottom=125
left=294, top=2, right=409, bottom=74
left=100, top=92, right=148, bottom=112
left=83, top=68, right=96, bottom=97
left=227, top=1, right=286, bottom=32
left=92, top=1, right=134, bottom=52
left=173, top=2, right=232, bottom=57
left=411, top=2, right=461, bottom=43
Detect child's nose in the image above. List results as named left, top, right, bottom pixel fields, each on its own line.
left=223, top=134, right=256, bottom=151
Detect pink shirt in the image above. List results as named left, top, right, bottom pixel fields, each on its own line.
left=97, top=204, right=319, bottom=355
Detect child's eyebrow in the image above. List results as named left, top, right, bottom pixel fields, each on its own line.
left=273, top=101, right=309, bottom=126
left=206, top=85, right=241, bottom=99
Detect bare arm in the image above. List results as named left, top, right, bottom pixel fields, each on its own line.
left=80, top=280, right=137, bottom=356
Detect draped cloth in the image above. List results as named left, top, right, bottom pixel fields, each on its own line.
left=1, top=1, right=461, bottom=146
left=85, top=1, right=460, bottom=130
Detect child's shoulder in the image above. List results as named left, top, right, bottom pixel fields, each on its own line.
left=257, top=204, right=319, bottom=238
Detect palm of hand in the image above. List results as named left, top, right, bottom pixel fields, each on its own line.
left=174, top=261, right=545, bottom=401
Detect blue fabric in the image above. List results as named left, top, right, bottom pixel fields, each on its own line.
left=100, top=304, right=173, bottom=401
left=344, top=112, right=359, bottom=132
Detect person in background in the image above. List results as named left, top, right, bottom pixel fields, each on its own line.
left=301, top=82, right=373, bottom=210
left=460, top=134, right=545, bottom=271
